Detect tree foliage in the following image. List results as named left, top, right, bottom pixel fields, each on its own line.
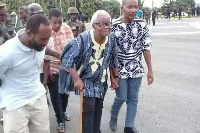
left=80, top=0, right=103, bottom=20
left=4, top=0, right=120, bottom=21
left=160, top=0, right=195, bottom=15
left=102, top=0, right=120, bottom=19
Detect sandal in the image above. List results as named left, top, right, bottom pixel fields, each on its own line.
left=58, top=123, right=65, bottom=133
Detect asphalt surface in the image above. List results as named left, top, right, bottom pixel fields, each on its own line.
left=1, top=17, right=200, bottom=133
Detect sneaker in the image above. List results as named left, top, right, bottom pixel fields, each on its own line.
left=109, top=117, right=117, bottom=131
left=65, top=112, right=71, bottom=121
left=124, top=127, right=139, bottom=133
left=58, top=123, right=65, bottom=133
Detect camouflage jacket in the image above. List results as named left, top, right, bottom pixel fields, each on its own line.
left=66, top=19, right=85, bottom=37
left=0, top=20, right=15, bottom=45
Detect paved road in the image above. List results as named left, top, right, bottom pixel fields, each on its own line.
left=1, top=18, right=200, bottom=133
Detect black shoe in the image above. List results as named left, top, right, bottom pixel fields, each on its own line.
left=124, top=127, right=139, bottom=133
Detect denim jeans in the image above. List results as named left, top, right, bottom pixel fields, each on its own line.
left=83, top=97, right=103, bottom=133
left=111, top=77, right=142, bottom=128
left=47, top=74, right=69, bottom=123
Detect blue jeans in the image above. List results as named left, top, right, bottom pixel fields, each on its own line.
left=111, top=77, right=142, bottom=128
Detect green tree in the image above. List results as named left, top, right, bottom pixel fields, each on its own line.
left=102, top=0, right=120, bottom=19
left=80, top=0, right=103, bottom=21
left=175, top=0, right=195, bottom=11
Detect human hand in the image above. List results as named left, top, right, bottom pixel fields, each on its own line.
left=147, top=71, right=154, bottom=85
left=110, top=78, right=119, bottom=90
left=74, top=78, right=84, bottom=91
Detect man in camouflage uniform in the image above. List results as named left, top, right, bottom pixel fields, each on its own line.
left=17, top=3, right=43, bottom=31
left=0, top=2, right=15, bottom=46
left=145, top=9, right=151, bottom=25
left=66, top=7, right=85, bottom=37
left=18, top=6, right=28, bottom=30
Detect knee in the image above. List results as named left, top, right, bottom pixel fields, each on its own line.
left=127, top=97, right=139, bottom=105
left=115, top=96, right=127, bottom=103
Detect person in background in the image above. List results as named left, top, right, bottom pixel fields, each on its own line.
left=66, top=7, right=85, bottom=37
left=152, top=9, right=156, bottom=26
left=48, top=8, right=74, bottom=133
left=166, top=7, right=171, bottom=20
left=18, top=6, right=28, bottom=29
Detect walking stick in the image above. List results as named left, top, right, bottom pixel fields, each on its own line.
left=79, top=90, right=83, bottom=133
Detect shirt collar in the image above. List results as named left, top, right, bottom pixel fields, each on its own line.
left=16, top=29, right=32, bottom=52
left=90, top=30, right=108, bottom=48
left=52, top=24, right=65, bottom=34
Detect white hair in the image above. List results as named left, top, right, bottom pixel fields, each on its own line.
left=91, top=10, right=111, bottom=24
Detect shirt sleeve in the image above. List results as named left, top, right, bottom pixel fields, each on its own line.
left=65, top=24, right=74, bottom=41
left=109, top=35, right=119, bottom=68
left=44, top=37, right=54, bottom=60
left=61, top=35, right=83, bottom=69
left=141, top=23, right=151, bottom=51
left=0, top=49, right=9, bottom=80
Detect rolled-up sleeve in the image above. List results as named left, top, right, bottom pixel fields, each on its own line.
left=44, top=37, right=54, bottom=60
left=61, top=36, right=83, bottom=69
left=141, top=24, right=151, bottom=51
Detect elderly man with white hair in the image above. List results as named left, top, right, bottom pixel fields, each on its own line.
left=59, top=10, right=119, bottom=133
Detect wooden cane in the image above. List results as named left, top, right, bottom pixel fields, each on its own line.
left=79, top=90, right=83, bottom=133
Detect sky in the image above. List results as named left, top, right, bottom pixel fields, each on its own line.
left=117, top=0, right=200, bottom=8
left=144, top=0, right=200, bottom=7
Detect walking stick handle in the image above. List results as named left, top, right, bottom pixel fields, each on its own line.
left=79, top=90, right=83, bottom=133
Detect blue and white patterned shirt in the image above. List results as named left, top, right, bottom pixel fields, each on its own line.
left=60, top=31, right=118, bottom=98
left=111, top=18, right=151, bottom=79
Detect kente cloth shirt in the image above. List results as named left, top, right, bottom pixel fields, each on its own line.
left=0, top=29, right=46, bottom=111
left=111, top=18, right=151, bottom=79
left=50, top=23, right=74, bottom=74
left=59, top=31, right=118, bottom=98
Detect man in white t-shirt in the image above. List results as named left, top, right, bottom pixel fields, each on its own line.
left=0, top=14, right=52, bottom=133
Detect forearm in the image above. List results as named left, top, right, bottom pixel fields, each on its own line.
left=143, top=50, right=153, bottom=72
left=43, top=60, right=50, bottom=84
left=45, top=47, right=60, bottom=59
left=67, top=68, right=81, bottom=82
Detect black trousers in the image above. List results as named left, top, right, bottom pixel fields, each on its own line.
left=152, top=18, right=156, bottom=25
left=83, top=97, right=104, bottom=133
left=48, top=74, right=69, bottom=123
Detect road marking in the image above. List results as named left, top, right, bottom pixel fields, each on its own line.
left=150, top=31, right=200, bottom=36
left=156, top=23, right=165, bottom=25
left=152, top=26, right=187, bottom=29
left=148, top=25, right=153, bottom=32
left=190, top=22, right=200, bottom=29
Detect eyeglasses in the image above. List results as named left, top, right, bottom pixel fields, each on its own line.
left=94, top=22, right=111, bottom=28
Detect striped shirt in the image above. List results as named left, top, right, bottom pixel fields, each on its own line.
left=111, top=18, right=151, bottom=78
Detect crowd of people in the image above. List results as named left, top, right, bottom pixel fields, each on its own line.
left=0, top=0, right=154, bottom=133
